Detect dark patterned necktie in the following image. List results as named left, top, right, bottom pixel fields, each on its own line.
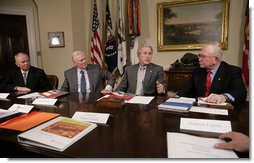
left=23, top=72, right=27, bottom=85
left=80, top=71, right=86, bottom=94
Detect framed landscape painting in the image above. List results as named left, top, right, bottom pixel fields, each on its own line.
left=157, top=0, right=229, bottom=51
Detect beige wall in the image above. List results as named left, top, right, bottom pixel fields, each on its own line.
left=0, top=0, right=247, bottom=89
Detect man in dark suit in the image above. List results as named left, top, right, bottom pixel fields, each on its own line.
left=115, top=44, right=167, bottom=96
left=177, top=44, right=247, bottom=104
left=60, top=50, right=116, bottom=94
left=1, top=52, right=51, bottom=93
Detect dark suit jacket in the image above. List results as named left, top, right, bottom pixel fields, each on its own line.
left=177, top=61, right=247, bottom=103
left=115, top=63, right=167, bottom=96
left=60, top=64, right=116, bottom=93
left=1, top=66, right=51, bottom=92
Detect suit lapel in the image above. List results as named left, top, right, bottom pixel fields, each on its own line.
left=210, top=63, right=224, bottom=93
left=86, top=65, right=94, bottom=92
left=71, top=68, right=78, bottom=91
left=132, top=65, right=139, bottom=90
left=143, top=64, right=153, bottom=88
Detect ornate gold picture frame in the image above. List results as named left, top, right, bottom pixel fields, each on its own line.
left=157, top=0, right=229, bottom=51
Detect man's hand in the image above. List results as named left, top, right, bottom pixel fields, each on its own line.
left=15, top=86, right=31, bottom=93
left=101, top=89, right=112, bottom=94
left=156, top=81, right=164, bottom=94
left=206, top=93, right=227, bottom=103
left=214, top=132, right=249, bottom=152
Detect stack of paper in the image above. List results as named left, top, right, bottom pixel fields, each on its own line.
left=158, top=98, right=194, bottom=113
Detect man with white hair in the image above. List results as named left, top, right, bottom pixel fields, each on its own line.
left=177, top=44, right=247, bottom=104
left=61, top=50, right=116, bottom=94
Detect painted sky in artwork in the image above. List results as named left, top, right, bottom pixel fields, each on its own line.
left=165, top=2, right=222, bottom=25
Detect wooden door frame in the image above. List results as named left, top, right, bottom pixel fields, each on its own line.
left=0, top=6, right=38, bottom=67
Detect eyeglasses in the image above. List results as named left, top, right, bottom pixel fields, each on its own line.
left=198, top=54, right=217, bottom=59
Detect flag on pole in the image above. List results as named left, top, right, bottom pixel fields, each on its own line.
left=128, top=0, right=140, bottom=65
left=105, top=0, right=117, bottom=73
left=91, top=0, right=103, bottom=66
left=242, top=2, right=249, bottom=86
left=130, top=35, right=139, bottom=65
left=117, top=0, right=127, bottom=76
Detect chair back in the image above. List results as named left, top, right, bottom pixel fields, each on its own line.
left=47, top=74, right=59, bottom=89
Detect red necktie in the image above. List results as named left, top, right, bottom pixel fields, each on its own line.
left=205, top=70, right=211, bottom=97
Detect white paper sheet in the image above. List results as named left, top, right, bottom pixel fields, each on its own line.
left=125, top=96, right=154, bottom=104
left=167, top=132, right=238, bottom=158
left=32, top=98, right=57, bottom=106
left=0, top=109, right=17, bottom=118
left=0, top=93, right=9, bottom=99
left=189, top=106, right=228, bottom=115
left=17, top=92, right=43, bottom=99
left=72, top=112, right=110, bottom=124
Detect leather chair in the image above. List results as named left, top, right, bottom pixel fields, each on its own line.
left=47, top=74, right=59, bottom=89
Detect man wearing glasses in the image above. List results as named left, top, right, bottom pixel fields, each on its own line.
left=176, top=44, right=247, bottom=104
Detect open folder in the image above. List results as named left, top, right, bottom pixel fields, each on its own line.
left=0, top=111, right=60, bottom=131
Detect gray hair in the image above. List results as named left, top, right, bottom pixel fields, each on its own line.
left=202, top=44, right=222, bottom=58
left=137, top=44, right=153, bottom=55
left=72, top=50, right=85, bottom=61
left=14, top=52, right=29, bottom=62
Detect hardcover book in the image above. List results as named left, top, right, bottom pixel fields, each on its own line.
left=17, top=116, right=97, bottom=151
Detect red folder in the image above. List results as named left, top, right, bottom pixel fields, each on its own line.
left=0, top=111, right=60, bottom=131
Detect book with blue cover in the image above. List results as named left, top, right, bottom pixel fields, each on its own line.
left=158, top=98, right=195, bottom=113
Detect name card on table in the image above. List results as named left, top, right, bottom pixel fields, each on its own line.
left=180, top=118, right=232, bottom=137
left=8, top=104, right=34, bottom=113
left=72, top=111, right=110, bottom=124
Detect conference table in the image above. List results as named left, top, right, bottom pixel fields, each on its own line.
left=0, top=92, right=249, bottom=158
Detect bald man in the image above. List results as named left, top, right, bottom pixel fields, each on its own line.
left=177, top=44, right=247, bottom=104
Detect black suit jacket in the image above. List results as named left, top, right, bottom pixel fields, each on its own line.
left=1, top=66, right=51, bottom=92
left=177, top=61, right=247, bottom=103
left=115, top=63, right=167, bottom=96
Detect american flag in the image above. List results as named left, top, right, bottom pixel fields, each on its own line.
left=91, top=0, right=103, bottom=66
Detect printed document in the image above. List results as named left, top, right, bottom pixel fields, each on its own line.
left=125, top=96, right=154, bottom=104
left=167, top=132, right=238, bottom=158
